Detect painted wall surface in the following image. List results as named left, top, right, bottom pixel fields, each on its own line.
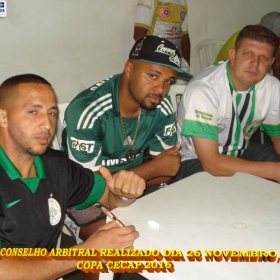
left=0, top=0, right=279, bottom=102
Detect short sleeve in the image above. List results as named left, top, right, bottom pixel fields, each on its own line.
left=134, top=0, right=154, bottom=29
left=178, top=81, right=219, bottom=141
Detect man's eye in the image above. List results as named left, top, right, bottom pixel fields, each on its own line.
left=260, top=55, right=268, bottom=61
left=150, top=74, right=157, bottom=79
left=166, top=79, right=175, bottom=85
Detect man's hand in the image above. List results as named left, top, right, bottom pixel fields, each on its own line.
left=81, top=221, right=139, bottom=251
left=100, top=166, right=146, bottom=198
left=151, top=143, right=181, bottom=177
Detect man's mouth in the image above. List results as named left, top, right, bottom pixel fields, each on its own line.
left=35, top=135, right=50, bottom=145
left=149, top=95, right=162, bottom=105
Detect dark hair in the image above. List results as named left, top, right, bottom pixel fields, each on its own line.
left=235, top=25, right=278, bottom=56
left=0, top=74, right=51, bottom=87
left=0, top=74, right=52, bottom=107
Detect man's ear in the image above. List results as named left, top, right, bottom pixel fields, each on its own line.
left=0, top=109, right=7, bottom=128
left=124, top=60, right=134, bottom=78
left=229, top=48, right=236, bottom=65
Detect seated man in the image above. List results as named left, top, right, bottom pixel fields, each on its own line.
left=0, top=74, right=145, bottom=279
left=175, top=25, right=280, bottom=182
left=62, top=35, right=192, bottom=243
left=215, top=11, right=280, bottom=80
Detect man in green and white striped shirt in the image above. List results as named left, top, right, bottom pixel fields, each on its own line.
left=176, top=25, right=280, bottom=182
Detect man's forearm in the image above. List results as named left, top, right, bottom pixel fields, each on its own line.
left=0, top=257, right=78, bottom=280
left=202, top=154, right=279, bottom=182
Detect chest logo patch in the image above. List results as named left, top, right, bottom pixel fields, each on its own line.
left=243, top=119, right=264, bottom=140
left=48, top=197, right=61, bottom=226
left=160, top=6, right=171, bottom=18
left=180, top=10, right=186, bottom=21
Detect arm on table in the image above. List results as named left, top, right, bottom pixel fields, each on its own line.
left=98, top=167, right=146, bottom=209
left=271, top=135, right=280, bottom=155
left=0, top=221, right=138, bottom=280
left=128, top=143, right=181, bottom=186
left=192, top=136, right=280, bottom=182
left=181, top=33, right=190, bottom=65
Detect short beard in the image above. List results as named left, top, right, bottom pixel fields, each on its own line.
left=26, top=146, right=47, bottom=156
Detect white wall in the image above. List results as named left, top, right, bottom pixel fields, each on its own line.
left=0, top=0, right=279, bottom=102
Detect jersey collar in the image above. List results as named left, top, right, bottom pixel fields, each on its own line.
left=0, top=146, right=47, bottom=194
left=226, top=61, right=255, bottom=93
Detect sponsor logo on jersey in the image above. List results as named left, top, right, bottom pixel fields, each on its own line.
left=180, top=10, right=186, bottom=21
left=70, top=137, right=95, bottom=153
left=164, top=123, right=176, bottom=136
left=102, top=154, right=140, bottom=167
left=160, top=6, right=171, bottom=18
left=102, top=158, right=128, bottom=166
left=195, top=109, right=213, bottom=121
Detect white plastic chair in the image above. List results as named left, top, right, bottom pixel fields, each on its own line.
left=50, top=102, right=74, bottom=251
left=195, top=39, right=225, bottom=71
left=168, top=84, right=186, bottom=111
left=50, top=102, right=69, bottom=150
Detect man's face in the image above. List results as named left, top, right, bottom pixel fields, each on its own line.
left=229, top=38, right=275, bottom=91
left=2, top=83, right=58, bottom=156
left=126, top=61, right=177, bottom=110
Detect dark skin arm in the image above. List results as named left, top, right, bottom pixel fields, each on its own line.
left=192, top=136, right=280, bottom=182
left=181, top=33, right=191, bottom=65
left=96, top=144, right=181, bottom=188
left=133, top=26, right=148, bottom=41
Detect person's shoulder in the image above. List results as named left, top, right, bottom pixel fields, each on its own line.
left=43, top=148, right=68, bottom=160
left=161, top=94, right=174, bottom=113
left=192, top=61, right=227, bottom=84
left=65, top=75, right=120, bottom=123
left=69, top=74, right=120, bottom=105
left=257, top=73, right=280, bottom=89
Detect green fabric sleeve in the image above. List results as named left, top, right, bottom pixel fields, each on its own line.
left=181, top=119, right=218, bottom=141
left=261, top=123, right=280, bottom=137
left=74, top=173, right=106, bottom=210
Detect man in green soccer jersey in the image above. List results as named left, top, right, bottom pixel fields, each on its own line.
left=62, top=36, right=192, bottom=246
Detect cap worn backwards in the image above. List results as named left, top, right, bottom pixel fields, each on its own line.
left=260, top=11, right=280, bottom=38
left=129, top=35, right=193, bottom=80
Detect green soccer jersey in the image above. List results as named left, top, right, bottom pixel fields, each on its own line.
left=62, top=74, right=177, bottom=173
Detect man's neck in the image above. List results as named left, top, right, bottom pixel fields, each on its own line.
left=1, top=142, right=36, bottom=178
left=228, top=63, right=252, bottom=92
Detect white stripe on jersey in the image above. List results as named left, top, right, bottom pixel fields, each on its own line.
left=88, top=104, right=113, bottom=129
left=158, top=99, right=174, bottom=116
left=77, top=93, right=112, bottom=129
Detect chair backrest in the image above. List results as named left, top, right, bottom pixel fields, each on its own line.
left=50, top=102, right=69, bottom=150
left=195, top=39, right=225, bottom=71
left=168, top=84, right=186, bottom=111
